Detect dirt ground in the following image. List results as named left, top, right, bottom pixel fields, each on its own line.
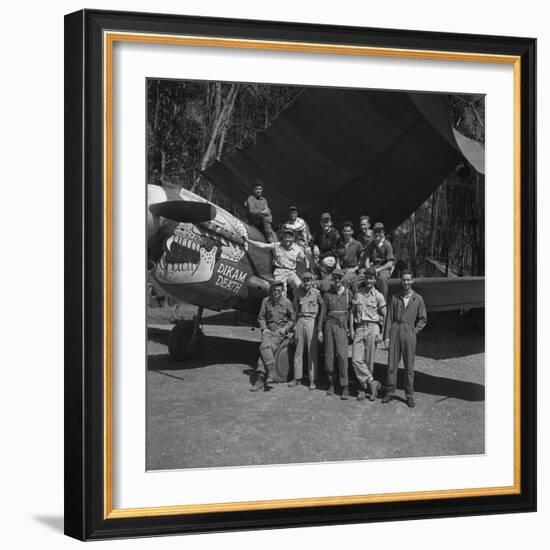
left=146, top=307, right=485, bottom=470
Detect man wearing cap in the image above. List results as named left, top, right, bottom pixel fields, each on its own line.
left=383, top=270, right=427, bottom=407
left=244, top=180, right=275, bottom=242
left=319, top=269, right=353, bottom=399
left=289, top=272, right=323, bottom=390
left=364, top=222, right=395, bottom=298
left=251, top=280, right=295, bottom=391
left=337, top=221, right=363, bottom=285
left=246, top=229, right=307, bottom=296
left=350, top=268, right=385, bottom=401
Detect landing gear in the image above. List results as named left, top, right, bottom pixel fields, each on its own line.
left=167, top=306, right=204, bottom=361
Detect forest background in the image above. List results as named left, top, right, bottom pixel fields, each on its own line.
left=147, top=80, right=485, bottom=277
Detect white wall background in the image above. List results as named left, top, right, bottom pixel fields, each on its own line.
left=0, top=0, right=546, bottom=548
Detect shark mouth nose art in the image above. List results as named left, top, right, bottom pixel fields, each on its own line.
left=160, top=234, right=202, bottom=272
left=155, top=223, right=218, bottom=284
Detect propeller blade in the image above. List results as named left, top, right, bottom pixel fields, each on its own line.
left=149, top=200, right=216, bottom=224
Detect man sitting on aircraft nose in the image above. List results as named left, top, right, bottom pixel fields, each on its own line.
left=246, top=228, right=308, bottom=296
left=244, top=180, right=276, bottom=242
left=251, top=280, right=295, bottom=392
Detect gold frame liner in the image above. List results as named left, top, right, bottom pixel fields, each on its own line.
left=103, top=31, right=522, bottom=519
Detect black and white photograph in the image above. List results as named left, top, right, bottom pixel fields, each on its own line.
left=145, top=80, right=486, bottom=471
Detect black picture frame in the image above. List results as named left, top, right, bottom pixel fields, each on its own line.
left=64, top=8, right=536, bottom=541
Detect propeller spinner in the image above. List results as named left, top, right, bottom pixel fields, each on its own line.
left=149, top=200, right=217, bottom=224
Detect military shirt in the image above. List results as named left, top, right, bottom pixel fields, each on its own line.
left=293, top=286, right=323, bottom=321
left=352, top=287, right=386, bottom=325
left=320, top=287, right=352, bottom=327
left=258, top=296, right=295, bottom=332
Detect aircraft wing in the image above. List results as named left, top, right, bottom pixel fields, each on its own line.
left=203, top=88, right=484, bottom=230
left=387, top=277, right=485, bottom=312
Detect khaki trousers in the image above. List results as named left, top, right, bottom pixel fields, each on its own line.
left=293, top=317, right=318, bottom=381
left=351, top=323, right=380, bottom=387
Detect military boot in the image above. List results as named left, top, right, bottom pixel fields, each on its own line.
left=326, top=375, right=334, bottom=396
left=368, top=379, right=381, bottom=401
left=341, top=386, right=349, bottom=400
left=250, top=373, right=266, bottom=392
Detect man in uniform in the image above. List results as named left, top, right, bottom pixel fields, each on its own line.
left=318, top=269, right=353, bottom=399
left=251, top=280, right=295, bottom=391
left=244, top=180, right=275, bottom=242
left=383, top=270, right=427, bottom=407
left=247, top=228, right=307, bottom=296
left=289, top=272, right=323, bottom=390
left=337, top=221, right=363, bottom=286
left=350, top=268, right=385, bottom=401
left=364, top=222, right=395, bottom=298
left=312, top=212, right=342, bottom=275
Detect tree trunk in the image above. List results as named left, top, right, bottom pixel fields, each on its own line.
left=200, top=84, right=238, bottom=171
left=191, top=85, right=238, bottom=194
left=160, top=150, right=167, bottom=185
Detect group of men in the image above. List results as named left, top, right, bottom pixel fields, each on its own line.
left=245, top=180, right=396, bottom=297
left=245, top=181, right=428, bottom=407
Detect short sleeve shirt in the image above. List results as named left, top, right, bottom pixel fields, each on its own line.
left=338, top=238, right=363, bottom=268
left=353, top=288, right=386, bottom=324
left=294, top=287, right=322, bottom=318
left=272, top=242, right=304, bottom=270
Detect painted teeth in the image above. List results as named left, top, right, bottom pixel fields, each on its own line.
left=168, top=236, right=202, bottom=251
left=163, top=262, right=198, bottom=272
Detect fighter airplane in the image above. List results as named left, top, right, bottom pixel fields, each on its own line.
left=147, top=87, right=485, bottom=370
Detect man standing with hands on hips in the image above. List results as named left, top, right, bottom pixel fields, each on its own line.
left=383, top=270, right=427, bottom=408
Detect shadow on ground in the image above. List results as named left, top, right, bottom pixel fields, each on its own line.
left=148, top=332, right=257, bottom=372
left=417, top=311, right=484, bottom=360
left=372, top=363, right=484, bottom=401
